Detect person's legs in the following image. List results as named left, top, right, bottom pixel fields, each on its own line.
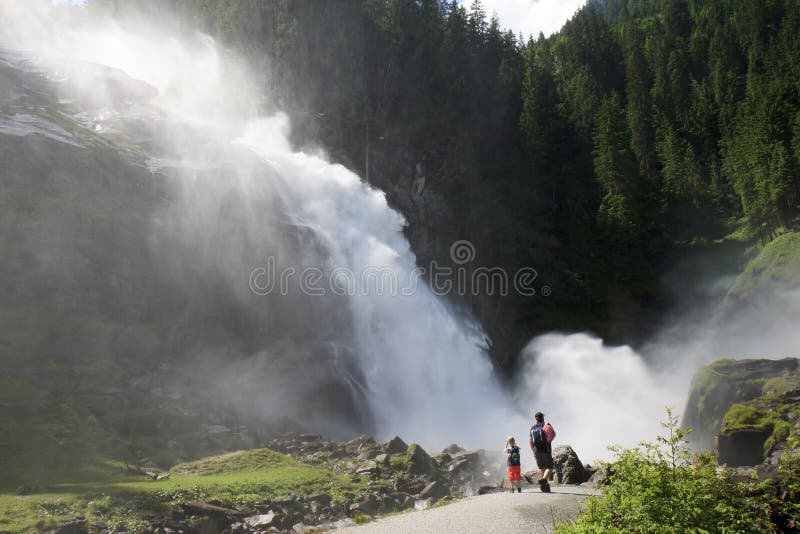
left=534, top=453, right=551, bottom=492
left=509, top=466, right=521, bottom=492
left=540, top=454, right=553, bottom=492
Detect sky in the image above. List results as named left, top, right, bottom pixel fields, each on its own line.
left=50, top=0, right=586, bottom=40
left=469, top=0, right=588, bottom=38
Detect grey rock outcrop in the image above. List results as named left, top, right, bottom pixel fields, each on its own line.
left=552, top=445, right=588, bottom=484
left=384, top=435, right=409, bottom=455
left=406, top=443, right=438, bottom=477
left=717, top=428, right=770, bottom=467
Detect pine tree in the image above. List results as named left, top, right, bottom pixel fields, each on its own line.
left=593, top=92, right=641, bottom=233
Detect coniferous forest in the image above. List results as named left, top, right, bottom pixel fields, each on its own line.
left=93, top=0, right=799, bottom=367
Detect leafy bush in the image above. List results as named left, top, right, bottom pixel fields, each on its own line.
left=761, top=451, right=800, bottom=532
left=557, top=408, right=760, bottom=533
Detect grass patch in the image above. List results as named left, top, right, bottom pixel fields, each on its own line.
left=389, top=455, right=408, bottom=470
left=0, top=449, right=356, bottom=533
left=171, top=449, right=293, bottom=476
left=722, top=404, right=775, bottom=433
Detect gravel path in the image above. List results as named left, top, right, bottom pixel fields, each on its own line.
left=337, top=485, right=595, bottom=534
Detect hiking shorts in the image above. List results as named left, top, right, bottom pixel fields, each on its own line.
left=534, top=452, right=553, bottom=470
left=507, top=465, right=521, bottom=481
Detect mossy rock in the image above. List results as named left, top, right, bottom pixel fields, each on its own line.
left=683, top=358, right=800, bottom=450
left=726, top=232, right=800, bottom=304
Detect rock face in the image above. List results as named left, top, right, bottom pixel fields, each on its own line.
left=682, top=358, right=800, bottom=450
left=552, top=445, right=588, bottom=484
left=0, top=47, right=372, bottom=479
left=718, top=429, right=771, bottom=467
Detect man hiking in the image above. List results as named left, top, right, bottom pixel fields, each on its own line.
left=529, top=411, right=555, bottom=493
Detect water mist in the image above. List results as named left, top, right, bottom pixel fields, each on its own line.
left=0, top=0, right=525, bottom=451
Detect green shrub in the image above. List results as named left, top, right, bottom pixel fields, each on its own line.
left=764, top=451, right=800, bottom=530
left=557, top=408, right=759, bottom=533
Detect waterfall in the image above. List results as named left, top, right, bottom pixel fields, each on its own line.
left=234, top=118, right=517, bottom=445
left=0, top=0, right=523, bottom=449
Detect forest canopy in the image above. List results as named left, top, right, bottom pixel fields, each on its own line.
left=92, top=0, right=800, bottom=368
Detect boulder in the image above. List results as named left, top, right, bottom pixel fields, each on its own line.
left=434, top=452, right=452, bottom=466
left=375, top=453, right=390, bottom=466
left=406, top=444, right=438, bottom=477
left=419, top=480, right=447, bottom=500
left=54, top=518, right=88, bottom=534
left=587, top=464, right=608, bottom=487
left=385, top=435, right=408, bottom=455
left=395, top=478, right=426, bottom=495
left=552, top=445, right=588, bottom=484
left=389, top=491, right=415, bottom=509
left=441, top=444, right=466, bottom=455
left=447, top=451, right=481, bottom=474
left=244, top=512, right=275, bottom=528
left=347, top=434, right=377, bottom=453
left=349, top=494, right=379, bottom=515
left=329, top=448, right=348, bottom=459
left=718, top=428, right=770, bottom=466
left=192, top=518, right=222, bottom=534
left=308, top=493, right=332, bottom=506
left=356, top=460, right=378, bottom=476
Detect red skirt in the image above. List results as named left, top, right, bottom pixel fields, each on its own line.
left=507, top=465, right=521, bottom=481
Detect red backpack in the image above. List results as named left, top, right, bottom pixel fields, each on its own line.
left=543, top=422, right=556, bottom=443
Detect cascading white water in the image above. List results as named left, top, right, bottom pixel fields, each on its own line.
left=514, top=333, right=683, bottom=462
left=234, top=118, right=520, bottom=446
left=0, top=1, right=525, bottom=450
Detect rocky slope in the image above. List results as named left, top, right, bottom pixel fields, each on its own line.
left=13, top=434, right=592, bottom=534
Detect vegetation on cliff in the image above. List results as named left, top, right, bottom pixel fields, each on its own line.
left=726, top=231, right=800, bottom=303
left=557, top=410, right=800, bottom=533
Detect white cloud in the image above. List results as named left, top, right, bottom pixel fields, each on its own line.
left=472, top=0, right=587, bottom=39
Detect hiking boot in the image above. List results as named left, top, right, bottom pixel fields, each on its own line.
left=517, top=487, right=522, bottom=493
